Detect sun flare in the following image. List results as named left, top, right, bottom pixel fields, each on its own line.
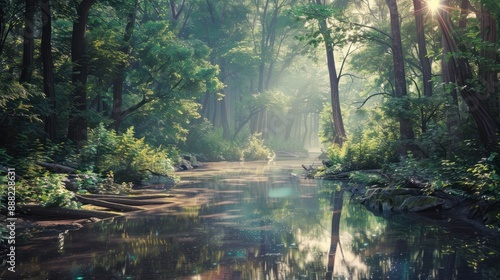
left=426, top=0, right=441, bottom=13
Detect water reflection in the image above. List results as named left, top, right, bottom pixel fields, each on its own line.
left=6, top=160, right=500, bottom=280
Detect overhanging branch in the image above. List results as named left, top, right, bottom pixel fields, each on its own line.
left=354, top=92, right=389, bottom=109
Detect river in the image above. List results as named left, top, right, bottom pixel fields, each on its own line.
left=6, top=159, right=500, bottom=279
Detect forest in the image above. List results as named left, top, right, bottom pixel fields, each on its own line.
left=0, top=0, right=500, bottom=232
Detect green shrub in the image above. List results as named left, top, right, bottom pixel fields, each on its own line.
left=184, top=119, right=243, bottom=161
left=435, top=152, right=500, bottom=200
left=243, top=133, right=274, bottom=161
left=349, top=171, right=386, bottom=186
left=385, top=152, right=436, bottom=188
left=82, top=124, right=175, bottom=183
left=326, top=129, right=397, bottom=171
left=75, top=171, right=131, bottom=194
left=223, top=144, right=245, bottom=161
left=184, top=120, right=275, bottom=162
left=19, top=174, right=79, bottom=208
left=462, top=153, right=500, bottom=200
left=385, top=148, right=500, bottom=201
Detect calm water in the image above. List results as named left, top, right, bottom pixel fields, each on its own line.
left=5, top=160, right=500, bottom=280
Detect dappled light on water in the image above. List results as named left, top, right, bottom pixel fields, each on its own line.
left=9, top=159, right=500, bottom=279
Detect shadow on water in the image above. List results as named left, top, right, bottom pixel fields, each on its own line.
left=5, top=159, right=500, bottom=279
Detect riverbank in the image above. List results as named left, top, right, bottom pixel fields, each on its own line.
left=302, top=161, right=500, bottom=239
left=2, top=160, right=276, bottom=241
left=5, top=156, right=500, bottom=246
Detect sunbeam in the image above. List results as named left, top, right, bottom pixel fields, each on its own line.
left=426, top=0, right=442, bottom=13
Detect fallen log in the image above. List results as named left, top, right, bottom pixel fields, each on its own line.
left=323, top=173, right=350, bottom=180
left=17, top=205, right=120, bottom=219
left=79, top=194, right=170, bottom=206
left=81, top=194, right=174, bottom=200
left=302, top=164, right=315, bottom=171
left=139, top=168, right=172, bottom=178
left=75, top=195, right=144, bottom=212
left=37, top=161, right=77, bottom=174
left=0, top=166, right=23, bottom=180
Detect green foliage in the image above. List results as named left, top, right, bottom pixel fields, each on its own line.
left=82, top=124, right=175, bottom=183
left=184, top=120, right=274, bottom=161
left=184, top=120, right=243, bottom=161
left=0, top=145, right=79, bottom=208
left=251, top=90, right=291, bottom=113
left=386, top=152, right=434, bottom=187
left=291, top=3, right=361, bottom=47
left=243, top=134, right=275, bottom=161
left=0, top=78, right=45, bottom=152
left=434, top=152, right=500, bottom=200
left=326, top=128, right=398, bottom=171
left=18, top=174, right=79, bottom=208
left=349, top=171, right=386, bottom=186
left=462, top=153, right=500, bottom=199
left=387, top=148, right=500, bottom=201
left=319, top=103, right=335, bottom=144
left=75, top=171, right=131, bottom=195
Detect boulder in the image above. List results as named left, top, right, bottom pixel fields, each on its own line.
left=397, top=196, right=446, bottom=212
left=360, top=187, right=446, bottom=213
left=178, top=154, right=202, bottom=170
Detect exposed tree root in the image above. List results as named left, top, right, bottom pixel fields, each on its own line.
left=79, top=194, right=171, bottom=206
left=17, top=205, right=120, bottom=219
left=75, top=195, right=144, bottom=212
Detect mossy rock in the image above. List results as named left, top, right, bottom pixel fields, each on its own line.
left=397, top=196, right=445, bottom=212
left=361, top=188, right=438, bottom=213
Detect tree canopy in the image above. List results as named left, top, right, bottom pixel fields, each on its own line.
left=0, top=0, right=499, bottom=194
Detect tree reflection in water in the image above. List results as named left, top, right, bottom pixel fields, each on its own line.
left=7, top=161, right=500, bottom=280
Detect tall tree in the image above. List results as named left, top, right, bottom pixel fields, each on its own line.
left=247, top=0, right=300, bottom=137
left=438, top=0, right=499, bottom=149
left=439, top=0, right=461, bottom=139
left=67, top=0, right=95, bottom=145
left=385, top=0, right=415, bottom=153
left=478, top=6, right=498, bottom=118
left=111, top=0, right=138, bottom=130
left=412, top=0, right=432, bottom=98
left=19, top=0, right=36, bottom=83
left=316, top=0, right=346, bottom=147
left=169, top=0, right=186, bottom=20
left=40, top=0, right=56, bottom=141
left=293, top=2, right=348, bottom=146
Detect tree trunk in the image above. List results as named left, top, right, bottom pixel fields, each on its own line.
left=284, top=114, right=295, bottom=141
left=67, top=0, right=95, bottom=146
left=325, top=46, right=346, bottom=147
left=386, top=0, right=415, bottom=153
left=220, top=94, right=231, bottom=139
left=40, top=0, right=57, bottom=142
left=19, top=0, right=36, bottom=83
left=37, top=161, right=77, bottom=174
left=325, top=189, right=343, bottom=279
left=111, top=0, right=138, bottom=131
left=438, top=1, right=500, bottom=149
left=218, top=60, right=231, bottom=139
left=314, top=1, right=346, bottom=147
left=413, top=0, right=432, bottom=98
left=440, top=0, right=462, bottom=141
left=169, top=0, right=186, bottom=20
left=479, top=8, right=498, bottom=118
left=0, top=3, right=4, bottom=56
